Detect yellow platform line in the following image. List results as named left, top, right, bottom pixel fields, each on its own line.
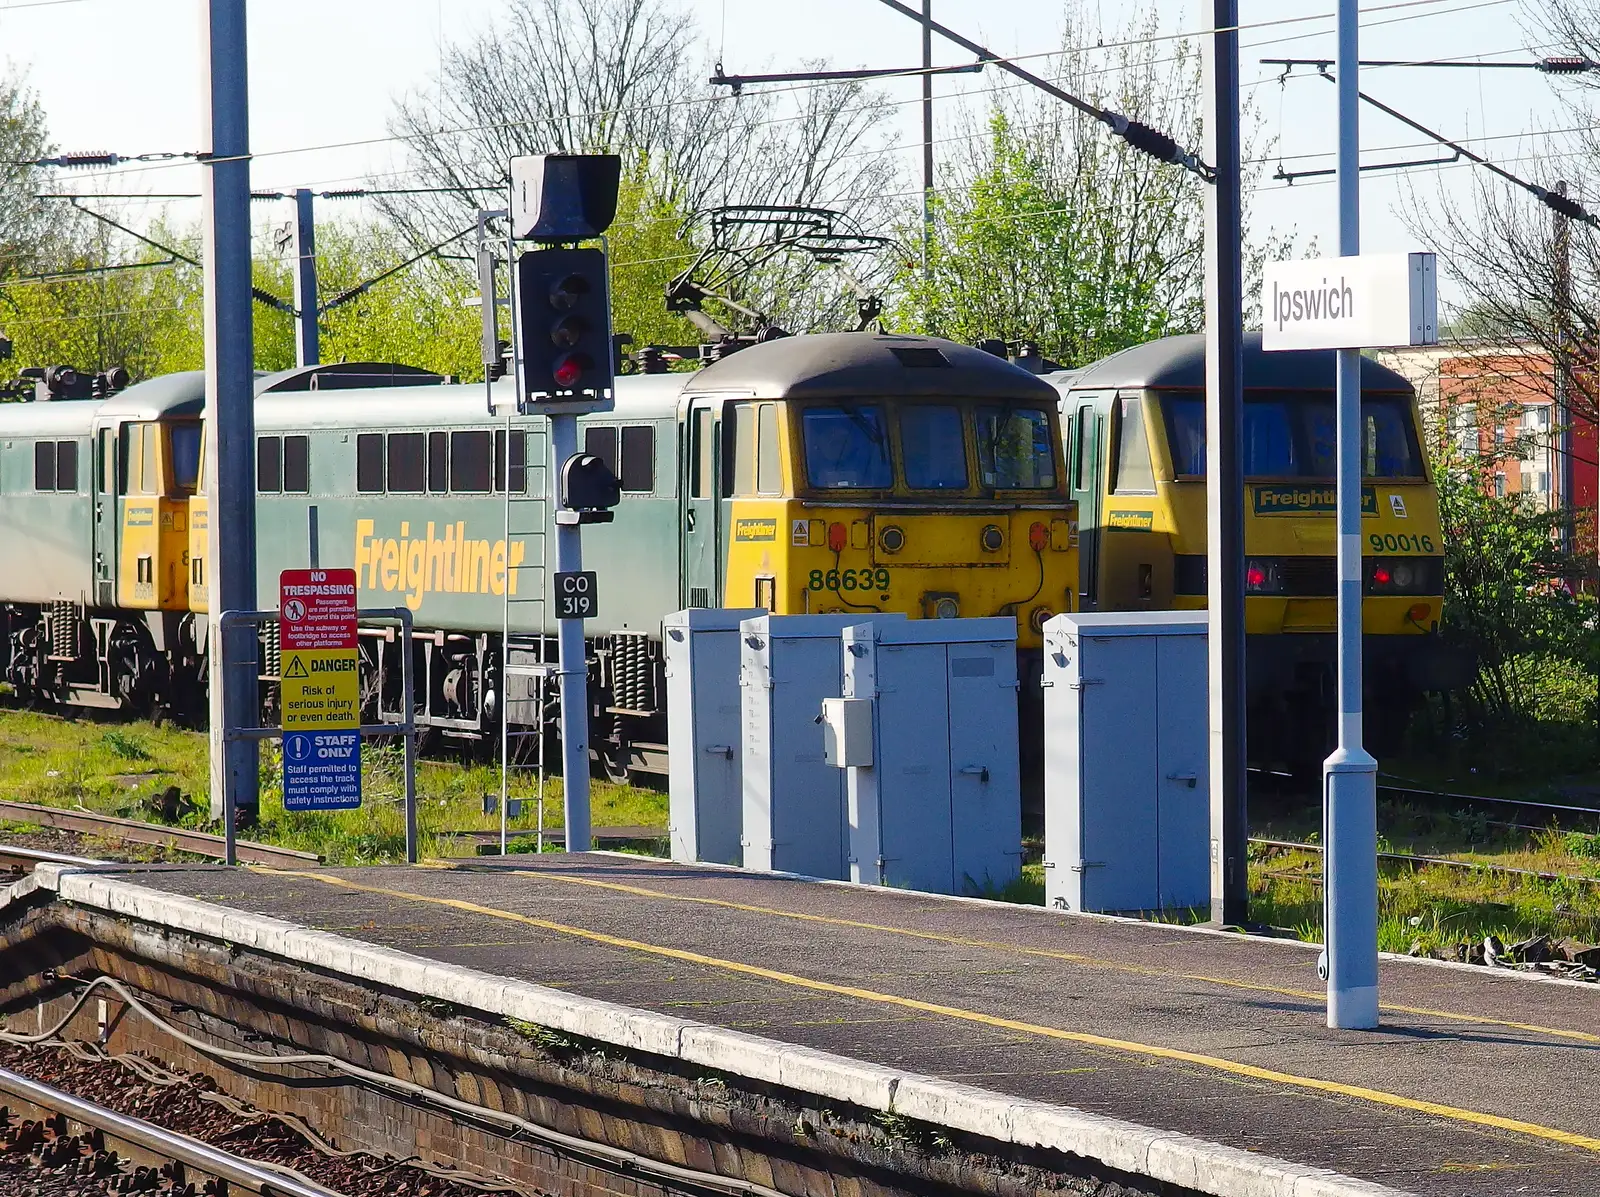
left=258, top=867, right=1600, bottom=1155
left=461, top=864, right=1600, bottom=1049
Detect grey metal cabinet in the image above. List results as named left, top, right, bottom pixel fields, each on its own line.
left=740, top=614, right=903, bottom=879
left=1042, top=611, right=1209, bottom=913
left=665, top=607, right=763, bottom=866
left=839, top=619, right=1021, bottom=896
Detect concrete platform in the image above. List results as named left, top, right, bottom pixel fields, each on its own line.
left=21, top=853, right=1600, bottom=1196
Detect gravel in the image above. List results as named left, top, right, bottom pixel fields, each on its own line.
left=0, top=1043, right=505, bottom=1196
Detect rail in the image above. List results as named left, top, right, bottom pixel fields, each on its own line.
left=1251, top=836, right=1600, bottom=887
left=0, top=1062, right=351, bottom=1197
left=0, top=800, right=320, bottom=866
left=0, top=842, right=103, bottom=871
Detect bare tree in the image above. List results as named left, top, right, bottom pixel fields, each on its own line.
left=380, top=0, right=901, bottom=336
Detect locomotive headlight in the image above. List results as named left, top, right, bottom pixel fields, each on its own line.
left=1392, top=561, right=1417, bottom=590
left=1029, top=605, right=1053, bottom=633
left=934, top=597, right=960, bottom=619
left=879, top=524, right=906, bottom=554
left=980, top=524, right=1004, bottom=553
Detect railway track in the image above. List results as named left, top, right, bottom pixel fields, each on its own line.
left=0, top=801, right=321, bottom=867
left=0, top=1060, right=350, bottom=1197
left=1250, top=836, right=1600, bottom=887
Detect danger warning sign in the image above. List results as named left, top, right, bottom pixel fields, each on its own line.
left=280, top=568, right=362, bottom=810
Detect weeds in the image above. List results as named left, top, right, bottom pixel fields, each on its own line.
left=100, top=730, right=152, bottom=762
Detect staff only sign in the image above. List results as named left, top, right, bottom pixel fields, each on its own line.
left=279, top=568, right=362, bottom=811
left=1262, top=252, right=1438, bottom=351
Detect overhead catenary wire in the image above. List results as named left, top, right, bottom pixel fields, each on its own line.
left=25, top=0, right=1512, bottom=187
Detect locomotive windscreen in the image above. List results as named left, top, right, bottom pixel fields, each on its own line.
left=1163, top=392, right=1423, bottom=480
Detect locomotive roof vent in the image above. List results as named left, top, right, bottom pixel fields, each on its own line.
left=890, top=347, right=950, bottom=368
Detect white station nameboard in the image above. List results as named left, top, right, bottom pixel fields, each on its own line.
left=1262, top=252, right=1437, bottom=351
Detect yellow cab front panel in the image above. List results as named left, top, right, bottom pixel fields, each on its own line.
left=716, top=396, right=1078, bottom=650
left=116, top=420, right=195, bottom=612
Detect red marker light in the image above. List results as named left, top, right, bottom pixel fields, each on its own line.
left=1028, top=521, right=1049, bottom=551
left=1246, top=563, right=1267, bottom=589
left=1371, top=564, right=1392, bottom=587
left=827, top=522, right=847, bottom=552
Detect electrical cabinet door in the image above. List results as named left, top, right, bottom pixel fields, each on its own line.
left=1078, top=634, right=1159, bottom=911
left=1155, top=633, right=1210, bottom=907
left=947, top=644, right=1021, bottom=895
left=766, top=634, right=847, bottom=879
left=876, top=643, right=953, bottom=893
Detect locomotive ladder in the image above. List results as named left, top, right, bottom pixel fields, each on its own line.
left=497, top=402, right=554, bottom=855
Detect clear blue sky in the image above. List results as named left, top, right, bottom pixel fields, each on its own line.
left=0, top=0, right=1578, bottom=295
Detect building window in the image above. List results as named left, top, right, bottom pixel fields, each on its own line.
left=1494, top=471, right=1506, bottom=498
left=1453, top=402, right=1478, bottom=457
left=356, top=433, right=384, bottom=493
left=386, top=432, right=425, bottom=493
left=620, top=425, right=654, bottom=493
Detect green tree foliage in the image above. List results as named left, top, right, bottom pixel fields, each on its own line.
left=0, top=69, right=67, bottom=281
left=891, top=2, right=1290, bottom=365
left=1434, top=448, right=1597, bottom=730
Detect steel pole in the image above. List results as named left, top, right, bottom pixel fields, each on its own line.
left=292, top=187, right=320, bottom=368
left=1324, top=0, right=1380, bottom=1030
left=921, top=0, right=934, bottom=291
left=202, top=0, right=259, bottom=826
left=1554, top=181, right=1574, bottom=552
left=1203, top=0, right=1248, bottom=925
left=550, top=414, right=592, bottom=853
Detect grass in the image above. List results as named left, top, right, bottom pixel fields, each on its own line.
left=0, top=705, right=666, bottom=866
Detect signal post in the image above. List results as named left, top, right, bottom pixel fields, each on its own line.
left=509, top=155, right=625, bottom=853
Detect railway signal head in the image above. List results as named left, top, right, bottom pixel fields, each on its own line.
left=516, top=247, right=614, bottom=401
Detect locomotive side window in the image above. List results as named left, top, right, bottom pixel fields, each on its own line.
left=493, top=429, right=526, bottom=493
left=136, top=425, right=158, bottom=495
left=585, top=426, right=618, bottom=479
left=428, top=431, right=448, bottom=493
left=620, top=425, right=654, bottom=493
left=282, top=435, right=309, bottom=494
left=690, top=408, right=715, bottom=499
left=802, top=404, right=890, bottom=489
left=387, top=433, right=425, bottom=493
left=977, top=406, right=1054, bottom=490
left=99, top=429, right=116, bottom=494
left=756, top=405, right=780, bottom=495
left=901, top=405, right=968, bottom=490
left=33, top=441, right=55, bottom=491
left=56, top=441, right=78, bottom=492
left=356, top=433, right=384, bottom=492
left=451, top=430, right=491, bottom=492
left=729, top=404, right=756, bottom=495
left=1073, top=405, right=1095, bottom=490
left=1111, top=396, right=1156, bottom=494
left=257, top=436, right=282, bottom=493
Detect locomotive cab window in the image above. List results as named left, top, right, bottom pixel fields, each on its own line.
left=1161, top=392, right=1423, bottom=480
left=171, top=424, right=202, bottom=495
left=690, top=408, right=715, bottom=499
left=902, top=405, right=968, bottom=490
left=1111, top=396, right=1156, bottom=494
left=584, top=426, right=618, bottom=478
left=802, top=403, right=890, bottom=490
left=428, top=431, right=448, bottom=493
left=977, top=406, right=1054, bottom=490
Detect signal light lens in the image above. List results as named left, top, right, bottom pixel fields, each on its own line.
left=550, top=273, right=589, bottom=309
left=1244, top=558, right=1282, bottom=594
left=551, top=314, right=586, bottom=348
left=552, top=354, right=589, bottom=388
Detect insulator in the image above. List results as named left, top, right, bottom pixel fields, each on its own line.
left=1539, top=56, right=1594, bottom=73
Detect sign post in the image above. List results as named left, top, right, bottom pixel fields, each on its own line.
left=278, top=568, right=361, bottom=811
left=1263, top=233, right=1438, bottom=1030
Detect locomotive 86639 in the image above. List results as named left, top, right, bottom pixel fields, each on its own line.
left=0, top=334, right=1079, bottom=784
